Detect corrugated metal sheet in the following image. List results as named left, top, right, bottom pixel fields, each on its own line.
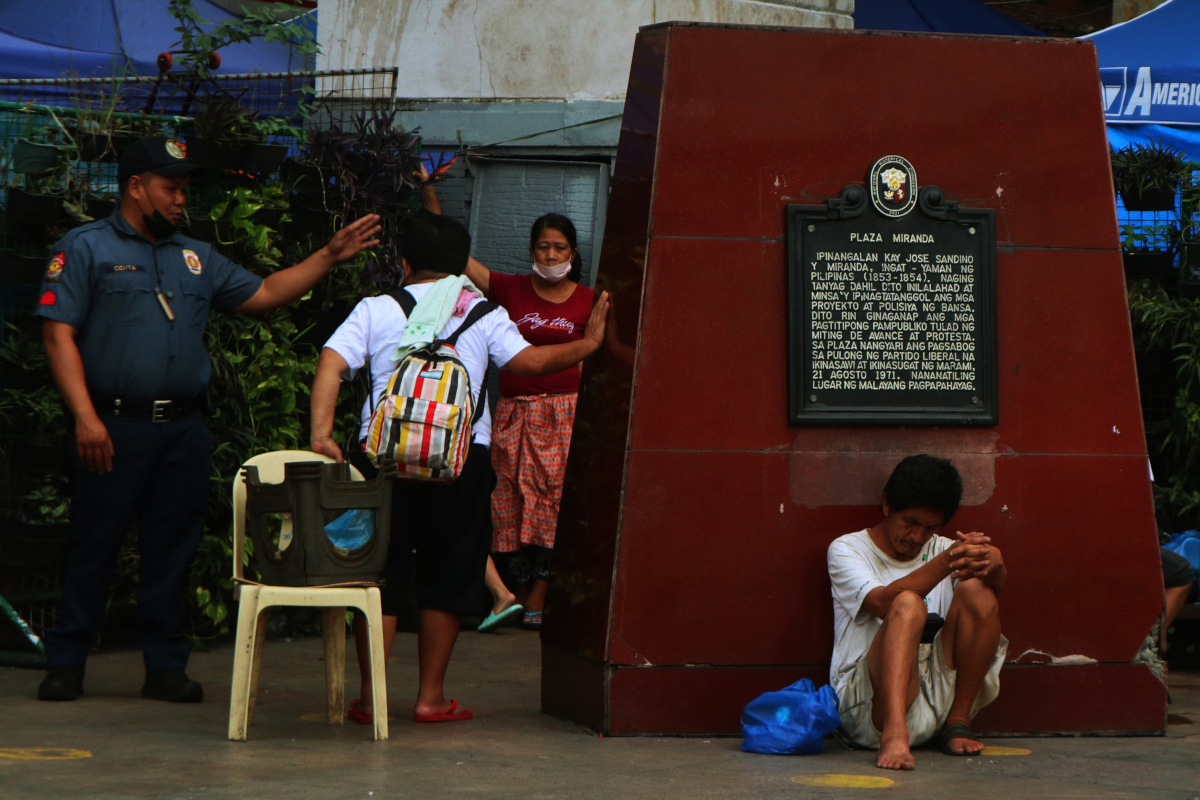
left=467, top=157, right=609, bottom=288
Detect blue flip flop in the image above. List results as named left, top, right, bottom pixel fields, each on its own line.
left=477, top=603, right=524, bottom=632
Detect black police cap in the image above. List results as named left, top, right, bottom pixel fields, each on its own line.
left=118, top=136, right=200, bottom=182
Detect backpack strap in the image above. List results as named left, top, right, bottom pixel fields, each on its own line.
left=438, top=300, right=500, bottom=348
left=385, top=287, right=417, bottom=317
left=363, top=288, right=417, bottom=419
left=437, top=301, right=499, bottom=428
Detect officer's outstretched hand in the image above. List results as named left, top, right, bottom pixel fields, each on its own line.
left=77, top=416, right=114, bottom=474
left=325, top=214, right=382, bottom=263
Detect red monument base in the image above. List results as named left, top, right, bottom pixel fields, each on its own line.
left=543, top=22, right=1165, bottom=736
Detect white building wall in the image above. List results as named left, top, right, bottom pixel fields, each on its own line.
left=319, top=0, right=854, bottom=101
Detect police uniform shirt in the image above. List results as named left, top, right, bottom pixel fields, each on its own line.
left=33, top=209, right=262, bottom=400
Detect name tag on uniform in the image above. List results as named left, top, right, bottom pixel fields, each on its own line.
left=105, top=264, right=144, bottom=274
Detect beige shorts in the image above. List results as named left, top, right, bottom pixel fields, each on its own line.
left=838, top=630, right=1008, bottom=749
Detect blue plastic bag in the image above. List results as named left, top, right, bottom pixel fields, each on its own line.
left=324, top=509, right=375, bottom=554
left=741, top=678, right=840, bottom=755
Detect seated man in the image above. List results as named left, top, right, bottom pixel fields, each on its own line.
left=827, top=454, right=1008, bottom=771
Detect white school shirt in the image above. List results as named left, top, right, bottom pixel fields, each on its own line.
left=826, top=530, right=956, bottom=699
left=324, top=284, right=530, bottom=448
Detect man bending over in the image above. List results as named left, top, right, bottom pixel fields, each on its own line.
left=827, top=454, right=1008, bottom=770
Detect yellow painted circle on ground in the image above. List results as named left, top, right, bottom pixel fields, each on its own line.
left=792, top=774, right=896, bottom=788
left=0, top=748, right=93, bottom=760
left=979, top=746, right=1031, bottom=756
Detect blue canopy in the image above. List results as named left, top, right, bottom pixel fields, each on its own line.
left=1084, top=0, right=1200, bottom=160
left=1089, top=0, right=1199, bottom=127
left=854, top=0, right=1044, bottom=36
left=0, top=0, right=313, bottom=80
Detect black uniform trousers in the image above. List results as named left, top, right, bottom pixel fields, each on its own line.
left=45, top=412, right=210, bottom=671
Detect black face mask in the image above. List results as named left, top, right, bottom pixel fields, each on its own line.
left=143, top=209, right=178, bottom=238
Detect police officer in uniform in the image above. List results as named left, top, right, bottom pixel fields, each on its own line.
left=34, top=137, right=380, bottom=702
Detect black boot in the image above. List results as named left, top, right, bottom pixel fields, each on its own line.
left=142, top=669, right=204, bottom=703
left=38, top=665, right=85, bottom=701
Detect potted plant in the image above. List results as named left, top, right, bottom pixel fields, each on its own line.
left=1, top=480, right=71, bottom=569
left=236, top=118, right=298, bottom=175
left=1112, top=141, right=1186, bottom=211
left=188, top=97, right=262, bottom=170
left=0, top=251, right=49, bottom=286
left=12, top=139, right=64, bottom=175
left=1122, top=222, right=1178, bottom=280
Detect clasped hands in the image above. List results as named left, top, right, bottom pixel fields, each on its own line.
left=944, top=530, right=1000, bottom=581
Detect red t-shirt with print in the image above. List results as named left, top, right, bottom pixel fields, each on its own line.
left=490, top=271, right=595, bottom=397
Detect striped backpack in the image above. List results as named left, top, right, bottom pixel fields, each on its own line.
left=364, top=288, right=497, bottom=481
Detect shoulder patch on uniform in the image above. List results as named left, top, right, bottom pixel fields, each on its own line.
left=183, top=249, right=202, bottom=275
left=45, top=252, right=65, bottom=283
left=38, top=290, right=56, bottom=306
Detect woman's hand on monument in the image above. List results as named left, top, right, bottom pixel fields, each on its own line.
left=585, top=291, right=611, bottom=349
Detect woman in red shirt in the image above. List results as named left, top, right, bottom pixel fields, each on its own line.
left=463, top=214, right=595, bottom=629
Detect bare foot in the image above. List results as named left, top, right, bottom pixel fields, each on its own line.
left=942, top=717, right=985, bottom=755
left=490, top=592, right=518, bottom=616
left=413, top=697, right=455, bottom=717
left=944, top=733, right=985, bottom=755
left=876, top=733, right=916, bottom=770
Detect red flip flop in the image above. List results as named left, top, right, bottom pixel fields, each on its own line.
left=413, top=699, right=473, bottom=723
left=347, top=698, right=373, bottom=725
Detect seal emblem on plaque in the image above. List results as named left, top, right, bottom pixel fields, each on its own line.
left=869, top=155, right=918, bottom=218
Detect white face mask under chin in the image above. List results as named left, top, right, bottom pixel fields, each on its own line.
left=532, top=261, right=571, bottom=283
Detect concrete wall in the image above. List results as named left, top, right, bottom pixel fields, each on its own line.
left=319, top=0, right=853, bottom=101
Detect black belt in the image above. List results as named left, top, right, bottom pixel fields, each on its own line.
left=92, top=393, right=205, bottom=423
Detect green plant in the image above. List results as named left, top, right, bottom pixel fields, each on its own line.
left=1129, top=282, right=1200, bottom=526
left=21, top=477, right=70, bottom=525
left=1112, top=140, right=1187, bottom=201
left=207, top=185, right=289, bottom=265
left=1122, top=222, right=1179, bottom=253
left=256, top=116, right=307, bottom=144
left=168, top=0, right=319, bottom=81
left=193, top=97, right=264, bottom=146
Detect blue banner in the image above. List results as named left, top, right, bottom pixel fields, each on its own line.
left=1089, top=1, right=1200, bottom=126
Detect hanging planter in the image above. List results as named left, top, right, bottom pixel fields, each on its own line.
left=1112, top=141, right=1185, bottom=213
left=74, top=131, right=113, bottom=162
left=1123, top=251, right=1175, bottom=280
left=1120, top=186, right=1177, bottom=212
left=186, top=138, right=244, bottom=171
left=6, top=187, right=67, bottom=226
left=8, top=439, right=72, bottom=473
left=237, top=143, right=289, bottom=174
left=12, top=139, right=63, bottom=175
left=85, top=197, right=116, bottom=221
left=0, top=517, right=70, bottom=569
left=282, top=158, right=338, bottom=207
left=0, top=252, right=49, bottom=286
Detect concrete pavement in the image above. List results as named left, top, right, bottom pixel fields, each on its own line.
left=1, top=629, right=1198, bottom=799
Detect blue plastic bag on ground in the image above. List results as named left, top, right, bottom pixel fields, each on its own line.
left=741, top=678, right=840, bottom=755
left=324, top=509, right=375, bottom=554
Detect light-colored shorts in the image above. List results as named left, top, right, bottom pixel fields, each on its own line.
left=838, top=630, right=1009, bottom=749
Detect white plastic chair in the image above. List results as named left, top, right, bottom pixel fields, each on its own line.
left=228, top=450, right=389, bottom=741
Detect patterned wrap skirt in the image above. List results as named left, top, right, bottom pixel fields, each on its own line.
left=490, top=392, right=578, bottom=553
